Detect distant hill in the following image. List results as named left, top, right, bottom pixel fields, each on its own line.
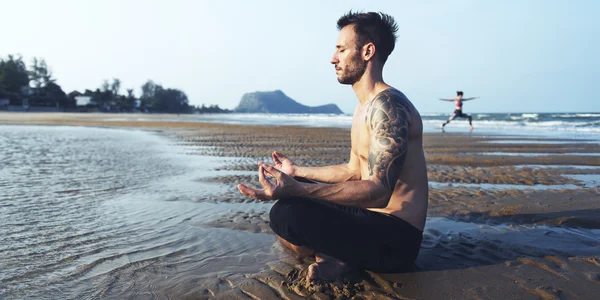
left=234, top=90, right=343, bottom=114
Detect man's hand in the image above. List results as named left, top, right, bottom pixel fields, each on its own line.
left=271, top=151, right=296, bottom=176
left=237, top=162, right=299, bottom=201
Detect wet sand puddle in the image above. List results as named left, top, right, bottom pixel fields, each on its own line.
left=430, top=172, right=600, bottom=190
left=478, top=139, right=600, bottom=145
left=419, top=217, right=600, bottom=270
left=475, top=152, right=600, bottom=157
left=515, top=165, right=600, bottom=170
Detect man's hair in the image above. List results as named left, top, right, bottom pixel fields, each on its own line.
left=337, top=11, right=399, bottom=65
left=457, top=91, right=464, bottom=96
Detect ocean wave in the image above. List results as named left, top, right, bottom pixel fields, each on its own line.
left=573, top=121, right=600, bottom=128
left=507, top=114, right=540, bottom=121
left=552, top=113, right=600, bottom=118
left=423, top=119, right=600, bottom=135
left=524, top=120, right=594, bottom=127
left=521, top=113, right=539, bottom=119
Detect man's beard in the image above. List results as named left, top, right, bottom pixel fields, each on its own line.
left=337, top=56, right=367, bottom=85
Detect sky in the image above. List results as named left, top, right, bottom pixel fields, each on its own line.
left=1, top=0, right=598, bottom=114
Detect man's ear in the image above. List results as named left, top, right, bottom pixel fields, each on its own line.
left=363, top=43, right=376, bottom=61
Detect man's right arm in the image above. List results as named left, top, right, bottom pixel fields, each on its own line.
left=293, top=149, right=361, bottom=183
left=272, top=150, right=361, bottom=183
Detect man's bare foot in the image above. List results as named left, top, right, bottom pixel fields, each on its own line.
left=306, top=254, right=351, bottom=282
left=440, top=125, right=445, bottom=132
left=469, top=125, right=474, bottom=131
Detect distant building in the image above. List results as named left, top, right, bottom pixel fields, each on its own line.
left=75, top=96, right=93, bottom=106
left=75, top=96, right=98, bottom=112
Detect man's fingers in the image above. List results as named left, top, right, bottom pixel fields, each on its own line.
left=274, top=151, right=288, bottom=161
left=272, top=152, right=281, bottom=165
left=237, top=184, right=267, bottom=201
left=260, top=162, right=283, bottom=179
left=237, top=184, right=253, bottom=197
left=250, top=188, right=267, bottom=200
left=260, top=162, right=275, bottom=178
left=258, top=166, right=271, bottom=187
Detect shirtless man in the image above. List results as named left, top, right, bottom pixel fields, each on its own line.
left=238, top=11, right=429, bottom=281
left=440, top=91, right=479, bottom=131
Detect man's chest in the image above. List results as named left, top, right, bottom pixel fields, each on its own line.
left=351, top=109, right=371, bottom=164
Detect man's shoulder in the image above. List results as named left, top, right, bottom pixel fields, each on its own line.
left=371, top=88, right=416, bottom=114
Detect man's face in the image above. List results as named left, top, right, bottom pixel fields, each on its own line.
left=330, top=25, right=367, bottom=85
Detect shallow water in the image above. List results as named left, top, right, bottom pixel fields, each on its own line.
left=0, top=126, right=276, bottom=299
left=563, top=174, right=600, bottom=188
left=418, top=217, right=600, bottom=270
left=474, top=151, right=600, bottom=157
left=479, top=139, right=600, bottom=144
left=514, top=164, right=600, bottom=170
left=429, top=181, right=582, bottom=191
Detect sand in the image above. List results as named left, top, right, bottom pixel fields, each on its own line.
left=2, top=112, right=600, bottom=299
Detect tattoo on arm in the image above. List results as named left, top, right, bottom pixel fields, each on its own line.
left=367, top=91, right=411, bottom=191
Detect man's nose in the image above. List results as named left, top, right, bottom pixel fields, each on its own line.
left=330, top=54, right=338, bottom=65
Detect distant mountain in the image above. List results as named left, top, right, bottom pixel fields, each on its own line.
left=234, top=90, right=343, bottom=114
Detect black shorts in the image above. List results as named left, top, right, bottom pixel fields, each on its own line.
left=269, top=197, right=423, bottom=273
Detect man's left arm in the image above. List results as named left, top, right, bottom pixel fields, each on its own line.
left=279, top=93, right=410, bottom=208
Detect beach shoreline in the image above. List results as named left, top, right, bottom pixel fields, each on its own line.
left=2, top=113, right=599, bottom=299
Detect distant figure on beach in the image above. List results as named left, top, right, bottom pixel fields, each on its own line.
left=439, top=91, right=479, bottom=131
left=238, top=11, right=428, bottom=282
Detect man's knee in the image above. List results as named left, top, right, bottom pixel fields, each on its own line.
left=269, top=199, right=288, bottom=233
left=269, top=197, right=306, bottom=240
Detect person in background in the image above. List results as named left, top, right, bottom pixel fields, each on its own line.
left=440, top=91, right=479, bottom=131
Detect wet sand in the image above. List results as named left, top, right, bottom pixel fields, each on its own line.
left=2, top=113, right=600, bottom=299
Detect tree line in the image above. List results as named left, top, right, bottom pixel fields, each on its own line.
left=0, top=54, right=230, bottom=114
